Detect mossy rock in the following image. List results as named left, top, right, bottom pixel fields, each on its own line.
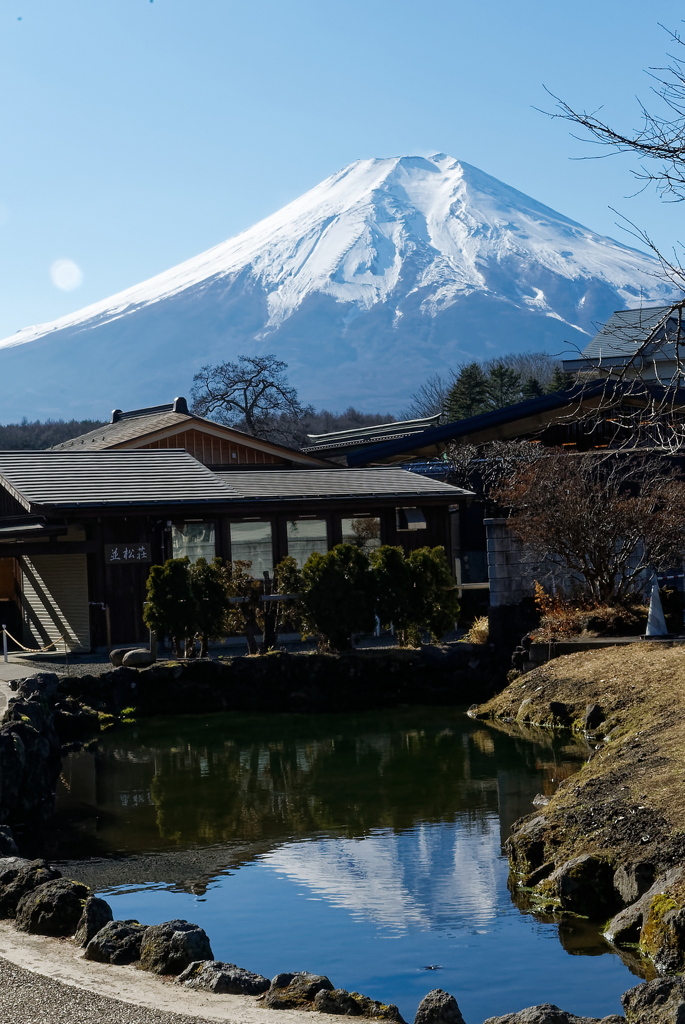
left=640, top=892, right=685, bottom=972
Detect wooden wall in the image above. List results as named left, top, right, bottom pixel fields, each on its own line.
left=141, top=429, right=285, bottom=466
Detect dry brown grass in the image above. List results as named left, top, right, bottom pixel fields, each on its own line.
left=478, top=642, right=685, bottom=864
left=460, top=615, right=489, bottom=644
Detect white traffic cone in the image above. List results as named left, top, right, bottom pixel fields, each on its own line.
left=646, top=577, right=668, bottom=637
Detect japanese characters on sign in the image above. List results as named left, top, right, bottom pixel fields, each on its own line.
left=105, top=543, right=151, bottom=565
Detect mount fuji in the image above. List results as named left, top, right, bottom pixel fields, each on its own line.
left=0, top=153, right=675, bottom=420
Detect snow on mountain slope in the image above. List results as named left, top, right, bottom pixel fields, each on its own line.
left=0, top=154, right=675, bottom=419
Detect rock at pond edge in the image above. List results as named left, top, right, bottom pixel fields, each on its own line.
left=414, top=989, right=465, bottom=1024
left=176, top=960, right=270, bottom=995
left=84, top=920, right=146, bottom=965
left=74, top=896, right=113, bottom=947
left=15, top=878, right=91, bottom=937
left=138, top=919, right=212, bottom=975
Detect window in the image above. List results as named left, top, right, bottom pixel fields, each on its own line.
left=341, top=516, right=381, bottom=553
left=229, top=521, right=274, bottom=578
left=171, top=523, right=215, bottom=563
left=287, top=519, right=328, bottom=568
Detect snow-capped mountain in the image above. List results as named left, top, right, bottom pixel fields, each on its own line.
left=0, top=154, right=675, bottom=419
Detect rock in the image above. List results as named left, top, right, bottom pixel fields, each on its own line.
left=605, top=866, right=685, bottom=948
left=604, top=901, right=644, bottom=946
left=639, top=892, right=685, bottom=973
left=122, top=649, right=155, bottom=668
left=0, top=856, right=30, bottom=881
left=84, top=920, right=146, bottom=965
left=582, top=704, right=606, bottom=731
left=314, top=989, right=365, bottom=1016
left=505, top=815, right=548, bottom=880
left=314, top=989, right=405, bottom=1022
left=414, top=989, right=465, bottom=1024
left=262, top=971, right=335, bottom=1009
left=0, top=859, right=61, bottom=918
left=15, top=878, right=91, bottom=936
left=73, top=896, right=113, bottom=947
left=138, top=919, right=213, bottom=975
left=550, top=855, right=619, bottom=917
left=109, top=648, right=136, bottom=667
left=483, top=1006, right=625, bottom=1023
left=0, top=827, right=19, bottom=856
left=621, top=977, right=685, bottom=1022
left=18, top=673, right=60, bottom=699
left=53, top=698, right=100, bottom=741
left=613, top=863, right=656, bottom=907
left=176, top=960, right=269, bottom=995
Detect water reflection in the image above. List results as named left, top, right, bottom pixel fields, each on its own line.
left=54, top=709, right=640, bottom=1022
left=55, top=708, right=588, bottom=866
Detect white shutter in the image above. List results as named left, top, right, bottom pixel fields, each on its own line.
left=19, top=554, right=90, bottom=652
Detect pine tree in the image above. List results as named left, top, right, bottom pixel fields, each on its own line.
left=522, top=376, right=544, bottom=400
left=546, top=368, right=574, bottom=393
left=486, top=363, right=522, bottom=409
left=189, top=557, right=229, bottom=658
left=444, top=363, right=491, bottom=421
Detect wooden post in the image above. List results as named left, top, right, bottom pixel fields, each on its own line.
left=261, top=571, right=277, bottom=653
left=2, top=625, right=7, bottom=664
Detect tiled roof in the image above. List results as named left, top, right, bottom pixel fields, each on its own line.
left=345, top=378, right=685, bottom=465
left=301, top=416, right=441, bottom=454
left=577, top=305, right=676, bottom=362
left=0, top=450, right=237, bottom=510
left=50, top=400, right=329, bottom=465
left=214, top=468, right=472, bottom=500
left=52, top=410, right=195, bottom=450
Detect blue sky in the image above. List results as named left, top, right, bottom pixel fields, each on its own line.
left=1, top=0, right=684, bottom=342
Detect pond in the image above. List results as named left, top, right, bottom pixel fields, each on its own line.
left=54, top=708, right=640, bottom=1023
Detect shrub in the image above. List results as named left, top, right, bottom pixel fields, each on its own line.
left=189, top=558, right=229, bottom=657
left=301, top=544, right=375, bottom=651
left=532, top=582, right=647, bottom=641
left=143, top=558, right=195, bottom=656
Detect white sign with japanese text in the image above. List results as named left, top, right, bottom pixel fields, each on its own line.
left=105, top=543, right=151, bottom=564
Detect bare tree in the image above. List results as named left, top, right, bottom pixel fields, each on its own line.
left=446, top=439, right=545, bottom=505
left=493, top=451, right=685, bottom=605
left=401, top=372, right=455, bottom=419
left=547, top=26, right=685, bottom=204
left=190, top=355, right=304, bottom=436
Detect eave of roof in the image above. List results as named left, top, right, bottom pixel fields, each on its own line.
left=213, top=468, right=473, bottom=502
left=52, top=411, right=332, bottom=466
left=346, top=379, right=685, bottom=465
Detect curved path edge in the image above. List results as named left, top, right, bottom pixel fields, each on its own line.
left=0, top=922, right=345, bottom=1024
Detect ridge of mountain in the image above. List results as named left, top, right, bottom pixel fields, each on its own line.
left=0, top=154, right=675, bottom=419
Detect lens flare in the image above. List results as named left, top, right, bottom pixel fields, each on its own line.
left=50, top=259, right=83, bottom=291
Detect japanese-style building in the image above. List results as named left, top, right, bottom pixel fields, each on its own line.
left=0, top=400, right=473, bottom=651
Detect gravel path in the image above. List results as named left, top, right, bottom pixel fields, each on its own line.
left=0, top=956, right=221, bottom=1024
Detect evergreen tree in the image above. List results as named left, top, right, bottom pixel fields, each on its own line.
left=486, top=362, right=522, bottom=409
left=144, top=558, right=196, bottom=657
left=300, top=544, right=375, bottom=651
left=444, top=363, right=490, bottom=421
left=406, top=547, right=460, bottom=641
left=521, top=376, right=544, bottom=400
left=546, top=367, right=575, bottom=393
left=369, top=545, right=416, bottom=646
left=189, top=557, right=229, bottom=658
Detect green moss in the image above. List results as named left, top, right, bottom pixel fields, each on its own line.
left=640, top=892, right=682, bottom=959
